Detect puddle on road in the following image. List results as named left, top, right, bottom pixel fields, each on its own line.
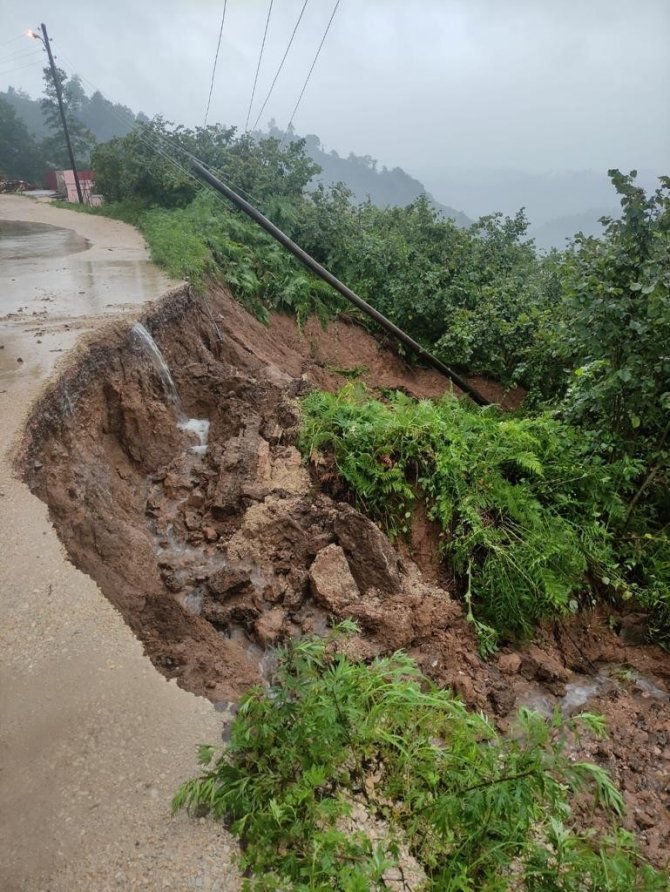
left=0, top=219, right=174, bottom=372
left=0, top=220, right=89, bottom=261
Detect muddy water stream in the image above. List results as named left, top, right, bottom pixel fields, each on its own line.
left=519, top=666, right=670, bottom=717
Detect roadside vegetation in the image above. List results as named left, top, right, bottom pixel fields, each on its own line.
left=174, top=624, right=666, bottom=890
left=46, top=117, right=669, bottom=886
left=82, top=119, right=670, bottom=651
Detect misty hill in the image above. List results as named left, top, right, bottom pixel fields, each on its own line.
left=4, top=80, right=470, bottom=225
left=1, top=83, right=143, bottom=143
left=530, top=209, right=616, bottom=252
left=414, top=167, right=663, bottom=250
left=263, top=124, right=470, bottom=226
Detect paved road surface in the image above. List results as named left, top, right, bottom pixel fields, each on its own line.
left=0, top=196, right=239, bottom=891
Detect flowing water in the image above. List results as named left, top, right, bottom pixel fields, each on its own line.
left=178, top=417, right=210, bottom=455
left=131, top=322, right=210, bottom=455
left=519, top=665, right=669, bottom=718
left=131, top=323, right=183, bottom=415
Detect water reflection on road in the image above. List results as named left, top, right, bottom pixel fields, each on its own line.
left=0, top=215, right=173, bottom=382
left=0, top=220, right=89, bottom=261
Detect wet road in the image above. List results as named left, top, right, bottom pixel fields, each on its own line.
left=0, top=195, right=240, bottom=892
left=0, top=204, right=172, bottom=386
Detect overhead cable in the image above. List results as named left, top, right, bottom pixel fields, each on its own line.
left=244, top=0, right=274, bottom=131
left=251, top=0, right=309, bottom=132
left=0, top=34, right=24, bottom=49
left=204, top=1, right=228, bottom=127
left=0, top=47, right=43, bottom=66
left=0, top=59, right=45, bottom=78
left=283, top=0, right=340, bottom=140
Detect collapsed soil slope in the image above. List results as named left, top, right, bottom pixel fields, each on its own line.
left=21, top=284, right=670, bottom=868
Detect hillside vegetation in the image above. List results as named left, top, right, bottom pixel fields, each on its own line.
left=73, top=118, right=670, bottom=654
left=31, top=106, right=670, bottom=888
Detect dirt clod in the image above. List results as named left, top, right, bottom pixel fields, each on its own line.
left=309, top=544, right=360, bottom=610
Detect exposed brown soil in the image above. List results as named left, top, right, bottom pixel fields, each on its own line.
left=20, top=284, right=670, bottom=869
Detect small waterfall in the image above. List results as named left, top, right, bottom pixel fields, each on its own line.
left=132, top=323, right=184, bottom=417
left=178, top=417, right=210, bottom=455
left=131, top=322, right=210, bottom=455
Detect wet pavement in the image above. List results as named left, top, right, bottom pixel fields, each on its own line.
left=0, top=195, right=241, bottom=892
left=0, top=208, right=172, bottom=387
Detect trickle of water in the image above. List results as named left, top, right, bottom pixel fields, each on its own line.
left=132, top=322, right=211, bottom=455
left=61, top=383, right=74, bottom=415
left=563, top=680, right=600, bottom=712
left=178, top=418, right=210, bottom=455
left=131, top=322, right=183, bottom=416
left=182, top=586, right=205, bottom=616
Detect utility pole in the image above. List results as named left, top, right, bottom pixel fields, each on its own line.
left=187, top=155, right=491, bottom=406
left=39, top=23, right=84, bottom=204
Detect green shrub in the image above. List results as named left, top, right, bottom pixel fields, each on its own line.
left=174, top=625, right=665, bottom=890
left=299, top=386, right=670, bottom=648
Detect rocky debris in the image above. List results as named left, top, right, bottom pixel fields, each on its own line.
left=21, top=282, right=670, bottom=871
left=269, top=445, right=310, bottom=494
left=618, top=613, right=649, bottom=646
left=212, top=417, right=271, bottom=514
left=207, top=565, right=252, bottom=600
left=497, top=652, right=522, bottom=675
left=309, top=544, right=360, bottom=610
left=254, top=608, right=286, bottom=647
left=336, top=797, right=427, bottom=890
left=519, top=644, right=570, bottom=695
left=488, top=681, right=517, bottom=715
left=334, top=508, right=403, bottom=594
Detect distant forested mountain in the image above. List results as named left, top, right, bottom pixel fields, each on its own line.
left=530, top=209, right=615, bottom=252
left=1, top=81, right=145, bottom=144
left=262, top=123, right=471, bottom=226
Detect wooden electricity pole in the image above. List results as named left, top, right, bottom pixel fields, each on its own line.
left=40, top=23, right=84, bottom=204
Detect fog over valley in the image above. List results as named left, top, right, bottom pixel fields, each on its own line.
left=2, top=0, right=668, bottom=245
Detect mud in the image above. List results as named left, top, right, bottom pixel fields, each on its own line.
left=20, top=284, right=670, bottom=869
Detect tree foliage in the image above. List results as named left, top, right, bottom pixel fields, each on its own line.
left=0, top=95, right=45, bottom=181
left=40, top=67, right=97, bottom=168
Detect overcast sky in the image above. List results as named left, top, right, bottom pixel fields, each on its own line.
left=2, top=0, right=669, bottom=177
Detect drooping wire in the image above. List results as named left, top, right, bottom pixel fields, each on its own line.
left=282, top=0, right=340, bottom=142
left=251, top=0, right=309, bottom=133
left=204, top=1, right=227, bottom=127
left=244, top=0, right=274, bottom=132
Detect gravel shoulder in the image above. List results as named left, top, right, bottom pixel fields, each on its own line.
left=0, top=195, right=240, bottom=891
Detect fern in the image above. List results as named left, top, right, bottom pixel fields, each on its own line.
left=299, top=386, right=669, bottom=645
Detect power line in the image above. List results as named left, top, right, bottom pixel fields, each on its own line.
left=204, top=1, right=227, bottom=127
left=0, top=34, right=24, bottom=49
left=0, top=59, right=44, bottom=78
left=0, top=47, right=43, bottom=66
left=252, top=0, right=309, bottom=132
left=283, top=0, right=340, bottom=141
left=244, top=0, right=274, bottom=132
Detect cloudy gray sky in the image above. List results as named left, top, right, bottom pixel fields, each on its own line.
left=2, top=0, right=668, bottom=178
